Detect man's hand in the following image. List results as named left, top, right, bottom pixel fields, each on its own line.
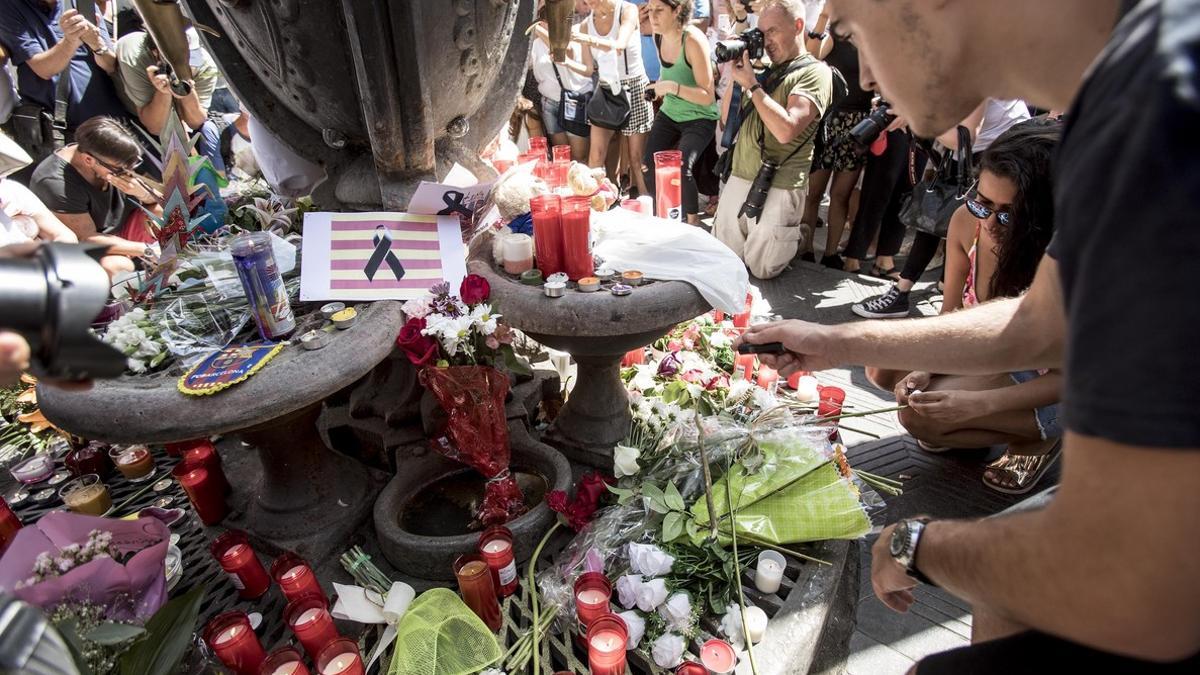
left=871, top=524, right=918, bottom=612
left=0, top=332, right=32, bottom=388
left=731, top=51, right=757, bottom=90
left=734, top=320, right=841, bottom=375
left=894, top=371, right=932, bottom=405
left=104, top=173, right=155, bottom=204
left=908, top=389, right=989, bottom=423
left=57, top=9, right=89, bottom=45
left=146, top=65, right=174, bottom=96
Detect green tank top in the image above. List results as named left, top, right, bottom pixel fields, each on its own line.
left=659, top=32, right=720, bottom=123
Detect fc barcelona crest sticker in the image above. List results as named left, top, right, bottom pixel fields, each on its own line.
left=178, top=344, right=285, bottom=396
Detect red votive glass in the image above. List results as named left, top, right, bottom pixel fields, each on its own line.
left=574, top=572, right=613, bottom=630
left=786, top=369, right=813, bottom=390
left=561, top=195, right=594, bottom=280
left=316, top=638, right=364, bottom=675
left=700, top=638, right=737, bottom=674
left=586, top=613, right=628, bottom=675
left=477, top=526, right=519, bottom=597
left=675, top=662, right=707, bottom=675
left=620, top=199, right=641, bottom=213
left=552, top=159, right=572, bottom=188
left=182, top=440, right=231, bottom=494
left=0, top=496, right=22, bottom=554
left=65, top=443, right=113, bottom=479
left=733, top=353, right=756, bottom=381
left=528, top=135, right=548, bottom=158
left=286, top=596, right=341, bottom=661
left=454, top=554, right=502, bottom=631
left=654, top=150, right=683, bottom=221
left=174, top=464, right=227, bottom=525
left=531, top=194, right=564, bottom=277
left=712, top=309, right=725, bottom=322
left=272, top=551, right=325, bottom=604
left=204, top=611, right=267, bottom=675
left=260, top=646, right=310, bottom=675
left=621, top=348, right=646, bottom=367
left=552, top=144, right=572, bottom=162
left=818, top=386, right=846, bottom=418
left=757, top=366, right=779, bottom=391
left=211, top=530, right=271, bottom=599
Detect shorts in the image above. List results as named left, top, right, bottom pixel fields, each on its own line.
left=1010, top=370, right=1062, bottom=440
left=620, top=75, right=655, bottom=136
left=813, top=109, right=870, bottom=172
left=540, top=96, right=587, bottom=138
left=917, top=630, right=1200, bottom=674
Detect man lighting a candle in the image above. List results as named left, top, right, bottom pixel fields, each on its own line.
left=736, top=0, right=1200, bottom=671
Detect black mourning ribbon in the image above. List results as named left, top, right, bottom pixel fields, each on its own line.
left=363, top=225, right=406, bottom=282
left=437, top=190, right=473, bottom=220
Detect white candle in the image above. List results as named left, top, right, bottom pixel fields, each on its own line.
left=213, top=624, right=241, bottom=645
left=271, top=663, right=301, bottom=675
left=794, top=376, right=819, bottom=403
left=589, top=630, right=624, bottom=652
left=502, top=234, right=534, bottom=274
left=482, top=539, right=511, bottom=554
left=754, top=551, right=785, bottom=594
left=743, top=605, right=768, bottom=643
left=577, top=589, right=608, bottom=604
left=281, top=565, right=306, bottom=582
left=295, top=607, right=322, bottom=627
left=323, top=653, right=361, bottom=675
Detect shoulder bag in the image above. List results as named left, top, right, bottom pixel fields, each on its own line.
left=898, top=125, right=975, bottom=238
left=552, top=63, right=592, bottom=137
left=586, top=1, right=632, bottom=130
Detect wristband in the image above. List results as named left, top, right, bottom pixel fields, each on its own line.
left=748, top=83, right=763, bottom=95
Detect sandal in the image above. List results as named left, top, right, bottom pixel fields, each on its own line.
left=982, top=439, right=1062, bottom=495
left=869, top=265, right=902, bottom=282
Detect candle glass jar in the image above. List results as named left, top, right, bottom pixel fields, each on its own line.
left=182, top=441, right=231, bottom=494
left=0, top=496, right=22, bottom=554
left=260, top=646, right=310, bottom=675
left=573, top=572, right=613, bottom=630
left=733, top=353, right=756, bottom=381
left=211, top=530, right=271, bottom=599
left=551, top=144, right=571, bottom=162
left=477, top=526, right=519, bottom=597
left=204, top=611, right=267, bottom=675
left=560, top=196, right=593, bottom=281
left=65, top=442, right=113, bottom=479
left=59, top=474, right=111, bottom=515
left=675, top=663, right=707, bottom=675
left=754, top=550, right=786, bottom=594
left=11, top=454, right=55, bottom=484
left=315, top=637, right=364, bottom=675
left=530, top=194, right=564, bottom=277
left=586, top=613, right=628, bottom=675
left=757, top=366, right=779, bottom=392
left=818, top=386, right=846, bottom=418
left=700, top=639, right=737, bottom=674
left=173, top=464, right=227, bottom=525
left=109, top=445, right=155, bottom=482
left=285, top=596, right=341, bottom=661
left=654, top=150, right=684, bottom=221
left=529, top=135, right=548, bottom=158
left=272, top=552, right=325, bottom=604
left=502, top=234, right=535, bottom=275
left=453, top=554, right=502, bottom=631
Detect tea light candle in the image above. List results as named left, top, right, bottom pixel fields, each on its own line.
left=320, top=302, right=346, bottom=321
left=610, top=284, right=633, bottom=296
left=742, top=605, right=769, bottom=644
left=700, top=639, right=737, bottom=674
left=58, top=475, right=111, bottom=515
left=595, top=267, right=616, bottom=282
left=11, top=454, right=54, bottom=484
left=272, top=552, right=326, bottom=604
left=621, top=270, right=644, bottom=286
left=299, top=330, right=332, bottom=351
left=573, top=572, right=613, bottom=629
left=203, top=611, right=266, bottom=675
left=520, top=269, right=544, bottom=285
left=110, top=445, right=154, bottom=482
left=754, top=550, right=786, bottom=594
left=756, top=366, right=779, bottom=392
left=586, top=614, right=628, bottom=675
left=331, top=307, right=357, bottom=330
left=544, top=280, right=566, bottom=298
left=286, top=597, right=341, bottom=660
left=503, top=234, right=535, bottom=275
left=453, top=554, right=502, bottom=631
left=261, top=646, right=310, bottom=675
left=211, top=531, right=271, bottom=599
left=577, top=276, right=600, bottom=292
left=316, top=638, right=364, bottom=675
left=733, top=353, right=756, bottom=381
left=174, top=465, right=226, bottom=525
left=477, top=526, right=519, bottom=597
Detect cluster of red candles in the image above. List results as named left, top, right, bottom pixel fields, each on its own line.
left=531, top=193, right=594, bottom=281
left=569, top=572, right=631, bottom=675
left=452, top=524, right=521, bottom=632
left=204, top=533, right=360, bottom=675
left=167, top=439, right=231, bottom=525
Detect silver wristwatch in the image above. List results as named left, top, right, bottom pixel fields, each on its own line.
left=889, top=518, right=935, bottom=585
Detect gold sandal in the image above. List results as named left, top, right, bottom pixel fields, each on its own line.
left=982, top=440, right=1062, bottom=495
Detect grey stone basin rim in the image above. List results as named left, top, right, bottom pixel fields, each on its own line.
left=37, top=301, right=405, bottom=444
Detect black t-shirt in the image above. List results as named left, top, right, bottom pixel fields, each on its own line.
left=1048, top=0, right=1200, bottom=448
left=824, top=38, right=872, bottom=112
left=28, top=152, right=130, bottom=234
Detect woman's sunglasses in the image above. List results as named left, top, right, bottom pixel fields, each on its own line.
left=965, top=196, right=1012, bottom=226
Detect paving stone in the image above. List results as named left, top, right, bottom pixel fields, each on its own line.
left=855, top=594, right=971, bottom=662
left=848, top=630, right=917, bottom=675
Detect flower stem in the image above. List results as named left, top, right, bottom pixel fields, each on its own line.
left=725, top=456, right=759, bottom=675
left=818, top=405, right=907, bottom=423
left=528, top=520, right=561, bottom=675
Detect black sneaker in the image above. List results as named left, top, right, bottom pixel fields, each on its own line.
left=821, top=254, right=844, bottom=270
left=800, top=251, right=816, bottom=263
left=852, top=286, right=910, bottom=319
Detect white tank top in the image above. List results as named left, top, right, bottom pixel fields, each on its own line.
left=585, top=1, right=647, bottom=82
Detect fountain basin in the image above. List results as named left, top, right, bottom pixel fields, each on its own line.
left=373, top=423, right=571, bottom=581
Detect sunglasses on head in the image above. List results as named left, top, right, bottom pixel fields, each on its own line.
left=965, top=196, right=1012, bottom=226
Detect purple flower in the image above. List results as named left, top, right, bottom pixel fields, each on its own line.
left=657, top=352, right=683, bottom=378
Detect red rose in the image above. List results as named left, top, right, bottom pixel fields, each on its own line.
left=547, top=472, right=613, bottom=531
left=547, top=490, right=569, bottom=514
left=395, top=317, right=440, bottom=365
left=460, top=274, right=491, bottom=305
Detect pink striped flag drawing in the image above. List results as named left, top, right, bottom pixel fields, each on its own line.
left=326, top=214, right=446, bottom=293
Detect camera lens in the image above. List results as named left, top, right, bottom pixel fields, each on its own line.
left=715, top=39, right=747, bottom=64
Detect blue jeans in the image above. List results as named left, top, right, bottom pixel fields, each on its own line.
left=1009, top=370, right=1062, bottom=440
left=195, top=119, right=226, bottom=176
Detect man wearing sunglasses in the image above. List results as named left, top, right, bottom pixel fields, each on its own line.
left=28, top=115, right=160, bottom=278
left=738, top=0, right=1200, bottom=672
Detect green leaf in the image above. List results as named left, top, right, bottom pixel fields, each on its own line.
left=56, top=619, right=95, bottom=675
left=664, top=482, right=686, bottom=512
left=685, top=518, right=701, bottom=539
left=642, top=483, right=665, bottom=503
left=85, top=622, right=146, bottom=646
left=662, top=512, right=683, bottom=542
left=119, top=584, right=206, bottom=675
left=500, top=345, right=533, bottom=377
left=647, top=497, right=670, bottom=515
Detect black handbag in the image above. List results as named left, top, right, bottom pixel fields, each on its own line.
left=552, top=63, right=592, bottom=137
left=586, top=1, right=632, bottom=130
left=898, top=125, right=975, bottom=238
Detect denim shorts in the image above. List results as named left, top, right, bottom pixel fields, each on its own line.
left=540, top=96, right=565, bottom=136
left=1010, top=370, right=1062, bottom=440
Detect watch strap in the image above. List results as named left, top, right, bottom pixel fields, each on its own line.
left=906, top=518, right=938, bottom=587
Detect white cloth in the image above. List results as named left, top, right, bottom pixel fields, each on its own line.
left=532, top=37, right=593, bottom=102
left=974, top=98, right=1031, bottom=154
left=586, top=1, right=646, bottom=83
left=592, top=208, right=750, bottom=313
left=248, top=116, right=326, bottom=198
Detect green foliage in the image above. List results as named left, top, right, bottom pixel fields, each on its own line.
left=118, top=585, right=206, bottom=675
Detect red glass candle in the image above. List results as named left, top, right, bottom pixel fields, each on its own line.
left=712, top=309, right=725, bottom=322
left=165, top=437, right=211, bottom=458
left=786, top=369, right=812, bottom=390
left=621, top=348, right=646, bottom=367
left=733, top=353, right=756, bottom=381
left=182, top=441, right=231, bottom=494
left=272, top=552, right=325, bottom=604
left=260, top=646, right=310, bottom=675
left=675, top=663, right=707, bottom=675
left=204, top=611, right=267, bottom=675
left=528, top=135, right=548, bottom=158
left=531, top=194, right=564, bottom=277
left=174, top=464, right=227, bottom=525
left=477, top=526, right=518, bottom=597
left=586, top=613, right=628, bottom=675
left=574, top=572, right=612, bottom=630
left=65, top=443, right=113, bottom=479
left=818, top=386, right=846, bottom=418
left=552, top=144, right=571, bottom=162
left=454, top=554, right=502, bottom=631
left=286, top=596, right=341, bottom=661
left=700, top=639, right=737, bottom=674
left=211, top=531, right=271, bottom=599
left=654, top=150, right=683, bottom=221
left=0, top=496, right=22, bottom=554
left=316, top=638, right=364, bottom=675
left=561, top=196, right=594, bottom=281
left=757, top=366, right=779, bottom=391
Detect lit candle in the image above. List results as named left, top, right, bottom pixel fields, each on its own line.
left=733, top=353, right=756, bottom=381
left=742, top=605, right=769, bottom=643
left=699, top=639, right=737, bottom=674
left=174, top=465, right=226, bottom=525
left=262, top=646, right=310, bottom=675
left=211, top=531, right=271, bottom=599
left=502, top=234, right=534, bottom=275
left=756, top=366, right=779, bottom=391
left=454, top=554, right=502, bottom=631
left=477, top=525, right=519, bottom=597
left=573, top=572, right=613, bottom=630
left=272, top=552, right=326, bottom=605
left=286, top=597, right=341, bottom=661
left=787, top=373, right=819, bottom=403
left=203, top=611, right=266, bottom=675
left=316, top=638, right=364, bottom=675
left=754, top=550, right=786, bottom=594
left=109, top=445, right=155, bottom=482
left=586, top=614, right=628, bottom=675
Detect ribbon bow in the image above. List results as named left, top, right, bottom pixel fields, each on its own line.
left=437, top=190, right=474, bottom=220
left=331, top=581, right=416, bottom=669
left=364, top=225, right=406, bottom=282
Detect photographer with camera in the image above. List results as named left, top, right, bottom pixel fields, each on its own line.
left=712, top=0, right=832, bottom=280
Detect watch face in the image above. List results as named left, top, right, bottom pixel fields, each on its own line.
left=889, top=522, right=909, bottom=557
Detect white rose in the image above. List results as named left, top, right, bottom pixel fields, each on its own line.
left=615, top=574, right=643, bottom=610
left=613, top=445, right=641, bottom=478
left=630, top=364, right=657, bottom=392
left=635, top=577, right=668, bottom=612
left=658, top=592, right=692, bottom=632
left=709, top=330, right=732, bottom=348
left=651, top=633, right=686, bottom=669
left=628, top=543, right=675, bottom=577
left=618, top=610, right=646, bottom=649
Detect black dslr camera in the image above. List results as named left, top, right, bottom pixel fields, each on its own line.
left=716, top=28, right=765, bottom=64
left=152, top=59, right=193, bottom=97
left=738, top=158, right=778, bottom=221
left=845, top=99, right=897, bottom=148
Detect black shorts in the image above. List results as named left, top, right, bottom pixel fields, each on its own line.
left=916, top=630, right=1200, bottom=674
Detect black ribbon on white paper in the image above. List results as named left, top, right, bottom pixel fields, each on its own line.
left=437, top=190, right=474, bottom=220
left=363, top=225, right=406, bottom=282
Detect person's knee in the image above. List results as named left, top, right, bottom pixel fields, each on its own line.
left=100, top=255, right=135, bottom=279
left=899, top=405, right=941, bottom=441
left=865, top=366, right=900, bottom=391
